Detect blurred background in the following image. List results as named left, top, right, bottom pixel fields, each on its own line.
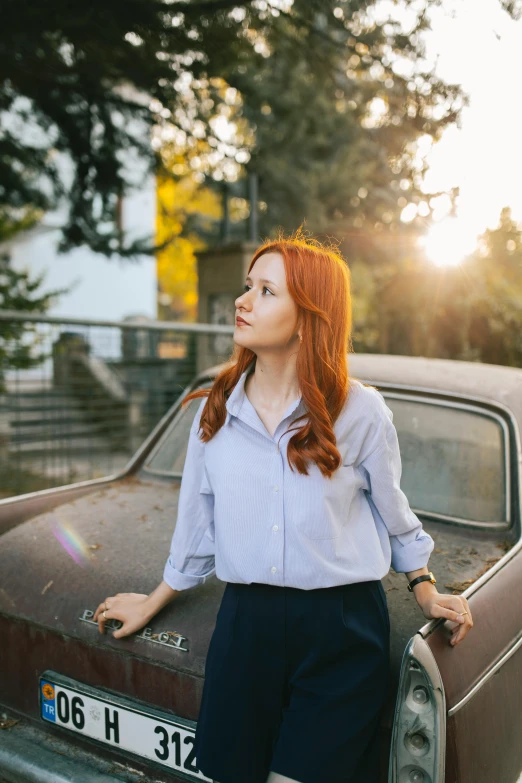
left=1, top=0, right=521, bottom=497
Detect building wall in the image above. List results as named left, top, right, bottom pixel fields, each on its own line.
left=4, top=178, right=157, bottom=322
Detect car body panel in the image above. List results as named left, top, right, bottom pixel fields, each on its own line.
left=425, top=543, right=522, bottom=782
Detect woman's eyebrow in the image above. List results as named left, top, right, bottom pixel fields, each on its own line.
left=245, top=276, right=279, bottom=288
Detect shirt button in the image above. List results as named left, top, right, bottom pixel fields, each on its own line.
left=271, top=566, right=277, bottom=573
left=272, top=525, right=279, bottom=532
left=273, top=485, right=279, bottom=492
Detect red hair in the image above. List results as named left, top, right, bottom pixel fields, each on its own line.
left=182, top=227, right=353, bottom=478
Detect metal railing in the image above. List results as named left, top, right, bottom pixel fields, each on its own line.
left=0, top=310, right=235, bottom=499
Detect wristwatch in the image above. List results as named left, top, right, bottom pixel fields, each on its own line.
left=407, top=571, right=436, bottom=592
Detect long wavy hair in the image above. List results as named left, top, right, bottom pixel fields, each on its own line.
left=181, top=227, right=354, bottom=478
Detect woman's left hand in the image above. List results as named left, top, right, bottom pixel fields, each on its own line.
left=415, top=589, right=473, bottom=647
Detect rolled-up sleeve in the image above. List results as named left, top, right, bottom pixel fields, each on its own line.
left=357, top=389, right=435, bottom=573
left=162, top=398, right=215, bottom=591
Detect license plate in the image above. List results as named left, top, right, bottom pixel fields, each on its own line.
left=39, top=671, right=212, bottom=782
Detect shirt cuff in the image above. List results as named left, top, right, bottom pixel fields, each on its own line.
left=390, top=529, right=435, bottom=573
left=162, top=557, right=216, bottom=592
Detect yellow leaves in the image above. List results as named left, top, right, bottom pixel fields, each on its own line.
left=156, top=174, right=221, bottom=322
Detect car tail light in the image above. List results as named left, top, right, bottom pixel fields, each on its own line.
left=388, top=634, right=446, bottom=783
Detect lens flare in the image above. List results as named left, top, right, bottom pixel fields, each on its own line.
left=51, top=518, right=91, bottom=568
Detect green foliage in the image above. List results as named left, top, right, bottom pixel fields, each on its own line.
left=0, top=253, right=67, bottom=390
left=464, top=208, right=522, bottom=366
left=228, top=2, right=465, bottom=253
left=0, top=0, right=473, bottom=258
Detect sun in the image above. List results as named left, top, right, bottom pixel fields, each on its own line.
left=419, top=218, right=476, bottom=268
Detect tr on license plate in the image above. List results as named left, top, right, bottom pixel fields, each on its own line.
left=39, top=671, right=212, bottom=781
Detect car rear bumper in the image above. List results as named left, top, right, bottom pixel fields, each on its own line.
left=0, top=707, right=146, bottom=783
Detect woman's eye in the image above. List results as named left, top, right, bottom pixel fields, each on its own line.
left=243, top=284, right=273, bottom=295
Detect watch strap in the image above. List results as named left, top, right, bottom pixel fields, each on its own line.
left=407, top=572, right=436, bottom=592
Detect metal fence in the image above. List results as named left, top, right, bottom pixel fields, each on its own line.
left=0, top=311, right=234, bottom=499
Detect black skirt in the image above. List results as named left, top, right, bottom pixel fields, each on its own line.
left=194, top=579, right=390, bottom=783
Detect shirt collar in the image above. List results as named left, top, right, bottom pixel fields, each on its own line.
left=225, top=363, right=254, bottom=418
left=225, top=363, right=306, bottom=428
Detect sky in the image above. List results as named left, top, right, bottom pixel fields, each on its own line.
left=407, top=0, right=522, bottom=264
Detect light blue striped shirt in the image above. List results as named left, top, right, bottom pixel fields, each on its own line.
left=163, top=365, right=434, bottom=591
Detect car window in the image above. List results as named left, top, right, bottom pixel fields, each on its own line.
left=384, top=395, right=507, bottom=525
left=144, top=388, right=209, bottom=476
left=144, top=383, right=508, bottom=525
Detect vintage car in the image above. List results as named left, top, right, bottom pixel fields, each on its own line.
left=1, top=353, right=522, bottom=783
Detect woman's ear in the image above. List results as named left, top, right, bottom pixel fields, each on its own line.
left=296, top=316, right=303, bottom=341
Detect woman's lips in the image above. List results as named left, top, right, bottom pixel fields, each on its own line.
left=236, top=317, right=250, bottom=326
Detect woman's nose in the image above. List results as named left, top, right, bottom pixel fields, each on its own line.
left=235, top=291, right=250, bottom=308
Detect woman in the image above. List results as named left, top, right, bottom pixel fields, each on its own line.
left=94, top=231, right=473, bottom=783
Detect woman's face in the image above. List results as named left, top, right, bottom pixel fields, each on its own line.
left=234, top=252, right=301, bottom=353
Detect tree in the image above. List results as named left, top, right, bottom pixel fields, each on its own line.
left=155, top=1, right=469, bottom=258
left=6, top=0, right=519, bottom=259
left=464, top=207, right=522, bottom=366
left=0, top=250, right=67, bottom=391
left=1, top=0, right=253, bottom=256
left=224, top=5, right=464, bottom=250
left=156, top=174, right=221, bottom=321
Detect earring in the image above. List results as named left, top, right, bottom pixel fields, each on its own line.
left=299, top=334, right=303, bottom=342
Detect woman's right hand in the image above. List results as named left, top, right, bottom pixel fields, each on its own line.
left=93, top=593, right=154, bottom=639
